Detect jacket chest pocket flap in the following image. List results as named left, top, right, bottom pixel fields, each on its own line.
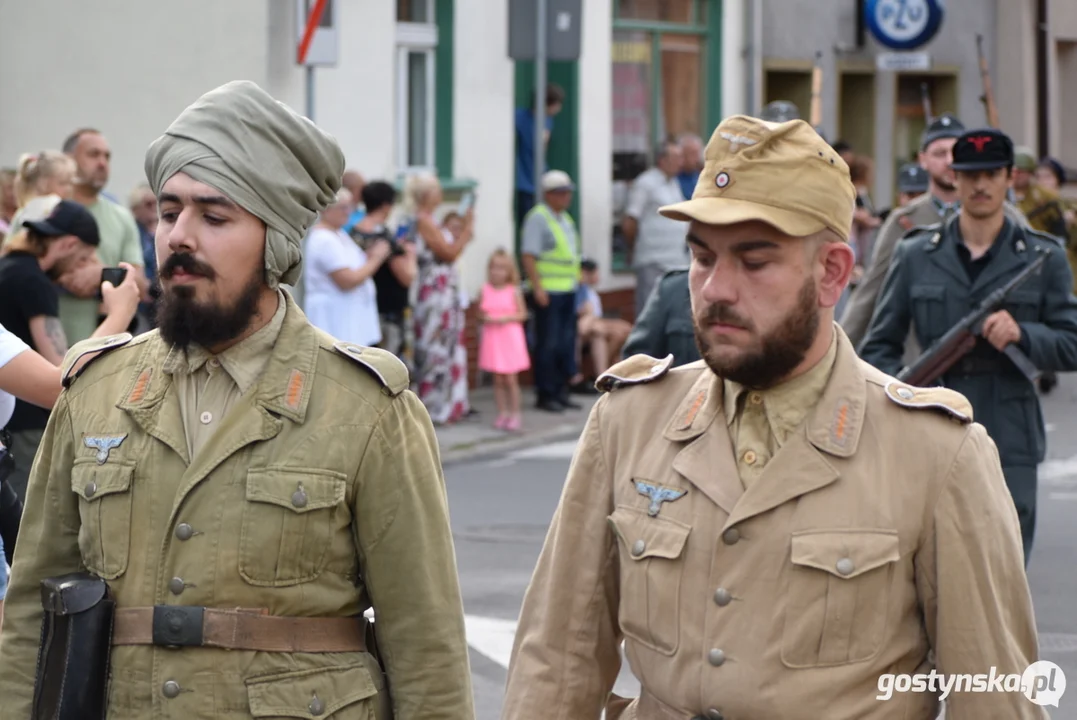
left=246, top=663, right=380, bottom=719
left=607, top=505, right=691, bottom=656
left=910, top=285, right=947, bottom=338
left=781, top=529, right=900, bottom=669
left=71, top=461, right=135, bottom=580
left=1005, top=289, right=1041, bottom=322
left=240, top=469, right=348, bottom=587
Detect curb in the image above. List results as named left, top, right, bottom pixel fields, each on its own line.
left=438, top=420, right=588, bottom=467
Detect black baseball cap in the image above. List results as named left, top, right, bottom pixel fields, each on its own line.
left=580, top=257, right=598, bottom=272
left=950, top=128, right=1015, bottom=172
left=23, top=200, right=100, bottom=247
left=896, top=163, right=929, bottom=193
left=920, top=113, right=964, bottom=150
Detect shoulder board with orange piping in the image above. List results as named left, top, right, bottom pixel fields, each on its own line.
left=883, top=381, right=973, bottom=424
left=61, top=333, right=134, bottom=389
left=332, top=342, right=410, bottom=396
left=595, top=354, right=674, bottom=393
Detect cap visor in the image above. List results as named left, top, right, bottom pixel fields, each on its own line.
left=22, top=219, right=64, bottom=237
left=951, top=161, right=1010, bottom=171
left=658, top=197, right=827, bottom=236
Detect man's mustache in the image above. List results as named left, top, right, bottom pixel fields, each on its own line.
left=698, top=304, right=753, bottom=331
left=160, top=253, right=216, bottom=280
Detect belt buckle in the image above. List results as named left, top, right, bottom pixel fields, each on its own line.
left=152, top=605, right=205, bottom=647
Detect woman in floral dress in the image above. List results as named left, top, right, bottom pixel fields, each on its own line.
left=405, top=173, right=474, bottom=425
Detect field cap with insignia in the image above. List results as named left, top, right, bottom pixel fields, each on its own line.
left=950, top=128, right=1014, bottom=172
left=658, top=115, right=855, bottom=241
left=1013, top=145, right=1037, bottom=172
left=896, top=163, right=929, bottom=193
left=920, top=112, right=964, bottom=150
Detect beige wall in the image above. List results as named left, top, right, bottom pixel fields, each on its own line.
left=1048, top=0, right=1077, bottom=167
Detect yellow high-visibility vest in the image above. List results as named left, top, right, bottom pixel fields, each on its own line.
left=530, top=204, right=580, bottom=292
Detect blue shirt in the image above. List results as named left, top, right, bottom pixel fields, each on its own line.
left=677, top=170, right=700, bottom=201
left=515, top=107, right=555, bottom=194
left=342, top=208, right=367, bottom=234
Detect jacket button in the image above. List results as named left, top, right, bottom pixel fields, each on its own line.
left=836, top=558, right=855, bottom=576
left=292, top=488, right=308, bottom=509
left=631, top=540, right=646, bottom=557
left=707, top=709, right=725, bottom=720
left=713, top=588, right=732, bottom=606
left=722, top=528, right=740, bottom=545
left=175, top=523, right=193, bottom=541
left=84, top=481, right=97, bottom=498
left=169, top=577, right=186, bottom=595
left=708, top=648, right=726, bottom=666
left=162, top=680, right=181, bottom=698
left=308, top=694, right=325, bottom=716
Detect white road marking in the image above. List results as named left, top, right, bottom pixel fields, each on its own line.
left=1038, top=454, right=1077, bottom=483
left=1045, top=423, right=1056, bottom=433
left=1049, top=492, right=1077, bottom=501
left=465, top=614, right=519, bottom=668
left=508, top=440, right=580, bottom=461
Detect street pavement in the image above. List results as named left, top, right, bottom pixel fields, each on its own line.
left=447, top=374, right=1077, bottom=719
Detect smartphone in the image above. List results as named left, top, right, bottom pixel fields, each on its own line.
left=458, top=192, right=474, bottom=214
left=101, top=267, right=127, bottom=288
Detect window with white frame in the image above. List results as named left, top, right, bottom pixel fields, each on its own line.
left=396, top=0, right=437, bottom=171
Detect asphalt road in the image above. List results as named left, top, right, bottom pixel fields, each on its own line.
left=449, top=374, right=1077, bottom=720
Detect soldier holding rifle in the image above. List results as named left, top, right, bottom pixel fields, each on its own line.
left=861, top=128, right=1077, bottom=566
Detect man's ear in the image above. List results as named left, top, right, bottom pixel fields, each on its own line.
left=817, top=240, right=856, bottom=309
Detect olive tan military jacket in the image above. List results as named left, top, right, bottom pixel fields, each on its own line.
left=0, top=294, right=475, bottom=720
left=502, top=327, right=1044, bottom=720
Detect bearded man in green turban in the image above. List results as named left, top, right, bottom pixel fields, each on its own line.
left=0, top=81, right=475, bottom=720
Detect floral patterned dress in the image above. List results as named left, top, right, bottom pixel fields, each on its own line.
left=411, top=219, right=470, bottom=425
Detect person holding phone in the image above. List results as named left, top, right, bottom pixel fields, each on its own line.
left=0, top=199, right=140, bottom=502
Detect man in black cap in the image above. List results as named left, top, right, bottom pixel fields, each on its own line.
left=0, top=199, right=139, bottom=501
left=841, top=113, right=1027, bottom=348
left=861, top=127, right=1077, bottom=566
left=894, top=162, right=929, bottom=209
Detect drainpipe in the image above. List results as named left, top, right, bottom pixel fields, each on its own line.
left=1035, top=0, right=1049, bottom=158
left=745, top=0, right=762, bottom=114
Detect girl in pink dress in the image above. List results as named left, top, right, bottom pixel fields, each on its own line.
left=478, top=249, right=531, bottom=431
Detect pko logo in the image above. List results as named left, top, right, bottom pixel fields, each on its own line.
left=877, top=661, right=1066, bottom=708
left=1022, top=661, right=1066, bottom=707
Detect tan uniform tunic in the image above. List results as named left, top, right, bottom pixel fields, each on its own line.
left=0, top=293, right=475, bottom=720
left=502, top=326, right=1044, bottom=720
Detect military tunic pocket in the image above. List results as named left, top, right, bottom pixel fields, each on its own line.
left=607, top=505, right=691, bottom=656
left=246, top=663, right=381, bottom=719
left=1004, top=289, right=1042, bottom=324
left=71, top=460, right=135, bottom=580
left=239, top=469, right=348, bottom=587
left=910, top=285, right=947, bottom=341
left=780, top=529, right=900, bottom=669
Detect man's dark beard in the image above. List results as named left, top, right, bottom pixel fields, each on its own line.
left=156, top=253, right=263, bottom=349
left=931, top=172, right=955, bottom=192
left=694, top=276, right=819, bottom=390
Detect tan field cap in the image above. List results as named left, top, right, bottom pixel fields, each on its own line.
left=659, top=115, right=856, bottom=241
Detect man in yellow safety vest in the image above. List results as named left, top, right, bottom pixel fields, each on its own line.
left=520, top=170, right=582, bottom=412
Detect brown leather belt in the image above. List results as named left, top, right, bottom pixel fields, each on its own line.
left=637, top=689, right=702, bottom=720
left=112, top=606, right=367, bottom=653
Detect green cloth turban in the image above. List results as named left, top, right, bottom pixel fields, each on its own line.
left=144, top=80, right=345, bottom=288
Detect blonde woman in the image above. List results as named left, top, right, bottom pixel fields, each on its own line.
left=405, top=173, right=474, bottom=425
left=2, top=152, right=76, bottom=249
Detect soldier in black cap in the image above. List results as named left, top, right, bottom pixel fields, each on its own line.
left=895, top=163, right=928, bottom=206
left=861, top=127, right=1077, bottom=567
left=841, top=112, right=1027, bottom=348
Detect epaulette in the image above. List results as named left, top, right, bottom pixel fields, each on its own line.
left=61, top=333, right=134, bottom=389
left=1023, top=227, right=1065, bottom=249
left=901, top=221, right=942, bottom=240
left=332, top=342, right=410, bottom=396
left=595, top=354, right=674, bottom=393
left=883, top=381, right=972, bottom=424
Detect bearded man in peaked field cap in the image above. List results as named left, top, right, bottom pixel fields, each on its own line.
left=0, top=80, right=475, bottom=720
left=501, top=116, right=1043, bottom=720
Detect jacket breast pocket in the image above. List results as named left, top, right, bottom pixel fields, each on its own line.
left=1004, top=289, right=1042, bottom=324
left=239, top=469, right=348, bottom=587
left=607, top=505, right=691, bottom=656
left=780, top=529, right=900, bottom=669
left=910, top=285, right=947, bottom=340
left=246, top=663, right=383, bottom=719
left=71, top=460, right=135, bottom=580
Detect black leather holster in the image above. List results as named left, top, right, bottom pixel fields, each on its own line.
left=32, top=573, right=116, bottom=720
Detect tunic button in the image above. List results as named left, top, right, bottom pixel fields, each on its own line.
left=631, top=540, right=646, bottom=557
left=208, top=358, right=220, bottom=368
left=200, top=411, right=212, bottom=424
left=722, top=528, right=740, bottom=545
left=749, top=392, right=762, bottom=405
left=708, top=648, right=726, bottom=666
left=162, top=680, right=181, bottom=698
left=897, top=387, right=915, bottom=400
left=742, top=450, right=756, bottom=465
left=84, top=481, right=97, bottom=498
left=175, top=523, right=193, bottom=541
left=308, top=695, right=325, bottom=716
left=169, top=577, right=185, bottom=595
left=291, top=488, right=308, bottom=509
left=836, top=557, right=855, bottom=576
left=713, top=588, right=732, bottom=606
left=707, top=709, right=725, bottom=720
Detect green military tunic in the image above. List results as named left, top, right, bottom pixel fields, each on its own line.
left=723, top=333, right=836, bottom=488
left=0, top=292, right=475, bottom=720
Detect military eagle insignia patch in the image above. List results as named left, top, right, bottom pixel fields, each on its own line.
left=634, top=479, right=687, bottom=517
left=84, top=434, right=128, bottom=464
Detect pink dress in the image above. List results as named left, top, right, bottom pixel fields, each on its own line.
left=478, top=283, right=531, bottom=375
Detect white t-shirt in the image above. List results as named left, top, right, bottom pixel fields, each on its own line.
left=625, top=167, right=691, bottom=270
left=0, top=323, right=31, bottom=430
left=302, top=227, right=382, bottom=347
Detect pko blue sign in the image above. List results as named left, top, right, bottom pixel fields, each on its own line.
left=865, top=0, right=945, bottom=50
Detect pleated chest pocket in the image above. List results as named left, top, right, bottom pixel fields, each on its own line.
left=71, top=460, right=136, bottom=580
